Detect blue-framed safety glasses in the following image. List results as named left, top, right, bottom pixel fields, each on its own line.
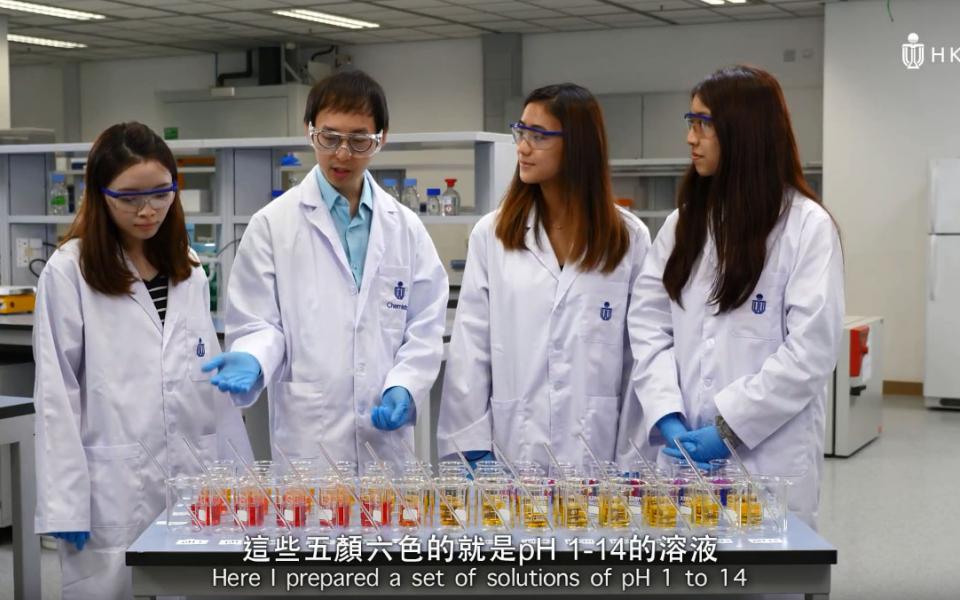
left=510, top=122, right=563, bottom=148
left=683, top=112, right=716, bottom=136
left=101, top=182, right=178, bottom=212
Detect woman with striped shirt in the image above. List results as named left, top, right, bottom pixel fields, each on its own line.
left=32, top=122, right=252, bottom=600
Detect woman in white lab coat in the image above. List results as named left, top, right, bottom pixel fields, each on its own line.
left=33, top=122, right=252, bottom=600
left=623, top=65, right=844, bottom=528
left=438, top=83, right=651, bottom=469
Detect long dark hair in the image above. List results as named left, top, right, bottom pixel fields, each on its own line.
left=663, top=65, right=820, bottom=312
left=495, top=83, right=629, bottom=273
left=62, top=122, right=196, bottom=295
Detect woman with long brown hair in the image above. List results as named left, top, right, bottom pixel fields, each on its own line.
left=32, top=122, right=251, bottom=599
left=438, top=83, right=651, bottom=469
left=625, top=65, right=844, bottom=528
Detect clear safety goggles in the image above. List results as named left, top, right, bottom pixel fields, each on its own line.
left=510, top=122, right=563, bottom=149
left=308, top=125, right=383, bottom=157
left=683, top=112, right=716, bottom=137
left=101, top=183, right=177, bottom=213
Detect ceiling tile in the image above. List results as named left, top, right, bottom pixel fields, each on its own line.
left=526, top=0, right=605, bottom=8
left=146, top=15, right=221, bottom=27
left=587, top=13, right=658, bottom=26
left=104, top=7, right=174, bottom=19
left=60, top=0, right=138, bottom=11
left=413, top=23, right=482, bottom=35
left=374, top=0, right=451, bottom=9
left=381, top=15, right=447, bottom=27
left=663, top=8, right=731, bottom=24
left=158, top=3, right=233, bottom=14
left=561, top=6, right=631, bottom=17
left=482, top=7, right=564, bottom=19
left=4, top=15, right=78, bottom=27
left=472, top=20, right=551, bottom=33
left=210, top=0, right=285, bottom=10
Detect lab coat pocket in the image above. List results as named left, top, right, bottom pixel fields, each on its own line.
left=580, top=396, right=620, bottom=461
left=379, top=265, right=412, bottom=332
left=730, top=272, right=787, bottom=341
left=84, top=444, right=144, bottom=531
left=272, top=382, right=326, bottom=457
left=490, top=396, right=525, bottom=448
left=579, top=281, right=629, bottom=345
left=186, top=316, right=221, bottom=382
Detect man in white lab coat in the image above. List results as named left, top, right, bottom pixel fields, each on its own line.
left=204, top=71, right=448, bottom=469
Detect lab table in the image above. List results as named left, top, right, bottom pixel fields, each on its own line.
left=0, top=396, right=40, bottom=600
left=127, top=513, right=835, bottom=598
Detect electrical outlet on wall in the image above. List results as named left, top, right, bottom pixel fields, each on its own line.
left=16, top=238, right=42, bottom=268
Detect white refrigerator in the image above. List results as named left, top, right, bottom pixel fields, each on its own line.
left=925, top=159, right=960, bottom=409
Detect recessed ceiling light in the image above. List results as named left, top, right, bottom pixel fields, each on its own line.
left=8, top=33, right=86, bottom=48
left=272, top=9, right=379, bottom=30
left=701, top=0, right=726, bottom=5
left=0, top=0, right=105, bottom=21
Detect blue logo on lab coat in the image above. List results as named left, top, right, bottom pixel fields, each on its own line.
left=752, top=294, right=767, bottom=315
left=196, top=338, right=206, bottom=358
left=394, top=281, right=406, bottom=301
left=600, top=301, right=613, bottom=321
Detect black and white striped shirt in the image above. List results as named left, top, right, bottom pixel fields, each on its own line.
left=144, top=273, right=169, bottom=325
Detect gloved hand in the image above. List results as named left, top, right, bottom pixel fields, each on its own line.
left=662, top=425, right=731, bottom=464
left=371, top=386, right=414, bottom=431
left=202, top=352, right=262, bottom=394
left=463, top=450, right=494, bottom=471
left=52, top=531, right=90, bottom=551
left=655, top=413, right=690, bottom=451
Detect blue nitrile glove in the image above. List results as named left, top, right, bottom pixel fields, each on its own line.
left=463, top=450, right=494, bottom=471
left=52, top=531, right=90, bottom=551
left=655, top=413, right=691, bottom=451
left=202, top=352, right=262, bottom=394
left=371, top=386, right=414, bottom=431
left=662, top=425, right=731, bottom=464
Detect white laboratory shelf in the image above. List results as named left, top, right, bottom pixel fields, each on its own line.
left=8, top=215, right=76, bottom=225
left=419, top=214, right=484, bottom=225
left=0, top=132, right=515, bottom=289
left=184, top=215, right=221, bottom=225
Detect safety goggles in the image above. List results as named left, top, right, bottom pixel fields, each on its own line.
left=101, top=183, right=177, bottom=213
left=510, top=122, right=563, bottom=149
left=308, top=125, right=383, bottom=157
left=683, top=112, right=716, bottom=137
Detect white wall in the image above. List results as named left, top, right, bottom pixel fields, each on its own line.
left=524, top=18, right=824, bottom=161
left=11, top=65, right=64, bottom=139
left=349, top=38, right=483, bottom=133
left=823, top=0, right=960, bottom=382
left=350, top=38, right=484, bottom=210
left=79, top=54, right=218, bottom=140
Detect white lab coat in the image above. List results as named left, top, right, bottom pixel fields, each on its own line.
left=620, top=190, right=844, bottom=528
left=33, top=240, right=252, bottom=600
left=438, top=208, right=651, bottom=469
left=226, top=168, right=448, bottom=469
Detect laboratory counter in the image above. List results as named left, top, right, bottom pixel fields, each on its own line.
left=126, top=513, right=835, bottom=598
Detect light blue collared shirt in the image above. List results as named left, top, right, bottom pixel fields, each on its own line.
left=316, top=169, right=374, bottom=288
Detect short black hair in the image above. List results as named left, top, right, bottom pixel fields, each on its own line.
left=303, top=70, right=389, bottom=132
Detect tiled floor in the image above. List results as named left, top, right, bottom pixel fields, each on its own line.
left=0, top=395, right=957, bottom=599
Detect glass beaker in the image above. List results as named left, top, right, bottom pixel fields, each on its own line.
left=166, top=476, right=203, bottom=532
left=518, top=477, right=553, bottom=532
left=234, top=476, right=268, bottom=530
left=435, top=476, right=469, bottom=530
left=476, top=476, right=513, bottom=530
left=396, top=476, right=425, bottom=531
